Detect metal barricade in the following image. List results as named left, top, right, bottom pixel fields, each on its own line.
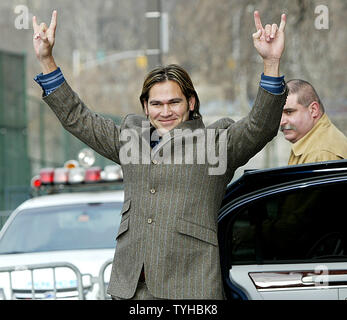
left=98, top=258, right=113, bottom=300
left=0, top=262, right=85, bottom=300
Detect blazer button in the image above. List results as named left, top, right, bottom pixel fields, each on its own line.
left=150, top=188, right=156, bottom=194
left=147, top=218, right=153, bottom=224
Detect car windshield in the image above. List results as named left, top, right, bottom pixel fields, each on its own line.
left=0, top=202, right=122, bottom=254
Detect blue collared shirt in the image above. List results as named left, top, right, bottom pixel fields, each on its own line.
left=260, top=73, right=285, bottom=94
left=34, top=67, right=64, bottom=96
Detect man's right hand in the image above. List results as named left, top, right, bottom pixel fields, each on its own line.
left=33, top=10, right=58, bottom=74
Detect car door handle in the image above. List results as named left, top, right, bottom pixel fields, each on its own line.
left=249, top=270, right=347, bottom=291
left=302, top=274, right=347, bottom=284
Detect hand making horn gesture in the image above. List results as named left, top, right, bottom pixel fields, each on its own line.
left=32, top=10, right=58, bottom=73
left=252, top=11, right=286, bottom=76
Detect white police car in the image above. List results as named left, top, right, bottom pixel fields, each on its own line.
left=0, top=151, right=123, bottom=300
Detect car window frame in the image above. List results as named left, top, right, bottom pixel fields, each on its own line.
left=218, top=172, right=347, bottom=267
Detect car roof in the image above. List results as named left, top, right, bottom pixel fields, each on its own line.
left=222, top=159, right=347, bottom=207
left=16, top=190, right=124, bottom=211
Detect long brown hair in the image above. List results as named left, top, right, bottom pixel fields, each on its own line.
left=139, top=64, right=201, bottom=119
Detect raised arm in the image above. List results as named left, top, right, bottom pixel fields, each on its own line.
left=252, top=11, right=286, bottom=77
left=224, top=12, right=288, bottom=174
left=32, top=10, right=122, bottom=164
left=33, top=10, right=58, bottom=74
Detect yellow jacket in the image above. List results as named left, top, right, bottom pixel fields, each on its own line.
left=288, top=113, right=347, bottom=165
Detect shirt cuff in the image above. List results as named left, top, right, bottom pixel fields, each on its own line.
left=34, top=67, right=65, bottom=96
left=260, top=73, right=285, bottom=94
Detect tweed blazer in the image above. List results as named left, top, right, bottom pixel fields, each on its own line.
left=43, top=81, right=288, bottom=299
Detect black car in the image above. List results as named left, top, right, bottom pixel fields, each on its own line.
left=218, top=159, right=347, bottom=300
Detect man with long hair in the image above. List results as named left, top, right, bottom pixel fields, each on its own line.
left=33, top=10, right=287, bottom=299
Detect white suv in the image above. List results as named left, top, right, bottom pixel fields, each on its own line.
left=0, top=189, right=123, bottom=300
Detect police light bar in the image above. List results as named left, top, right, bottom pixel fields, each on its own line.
left=31, top=175, right=42, bottom=188
left=102, top=165, right=123, bottom=181
left=31, top=164, right=122, bottom=189
left=68, top=167, right=85, bottom=184
left=85, top=167, right=101, bottom=183
left=39, top=168, right=55, bottom=184
left=54, top=167, right=69, bottom=184
left=31, top=149, right=122, bottom=190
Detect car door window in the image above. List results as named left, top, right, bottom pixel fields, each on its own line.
left=229, top=182, right=347, bottom=264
